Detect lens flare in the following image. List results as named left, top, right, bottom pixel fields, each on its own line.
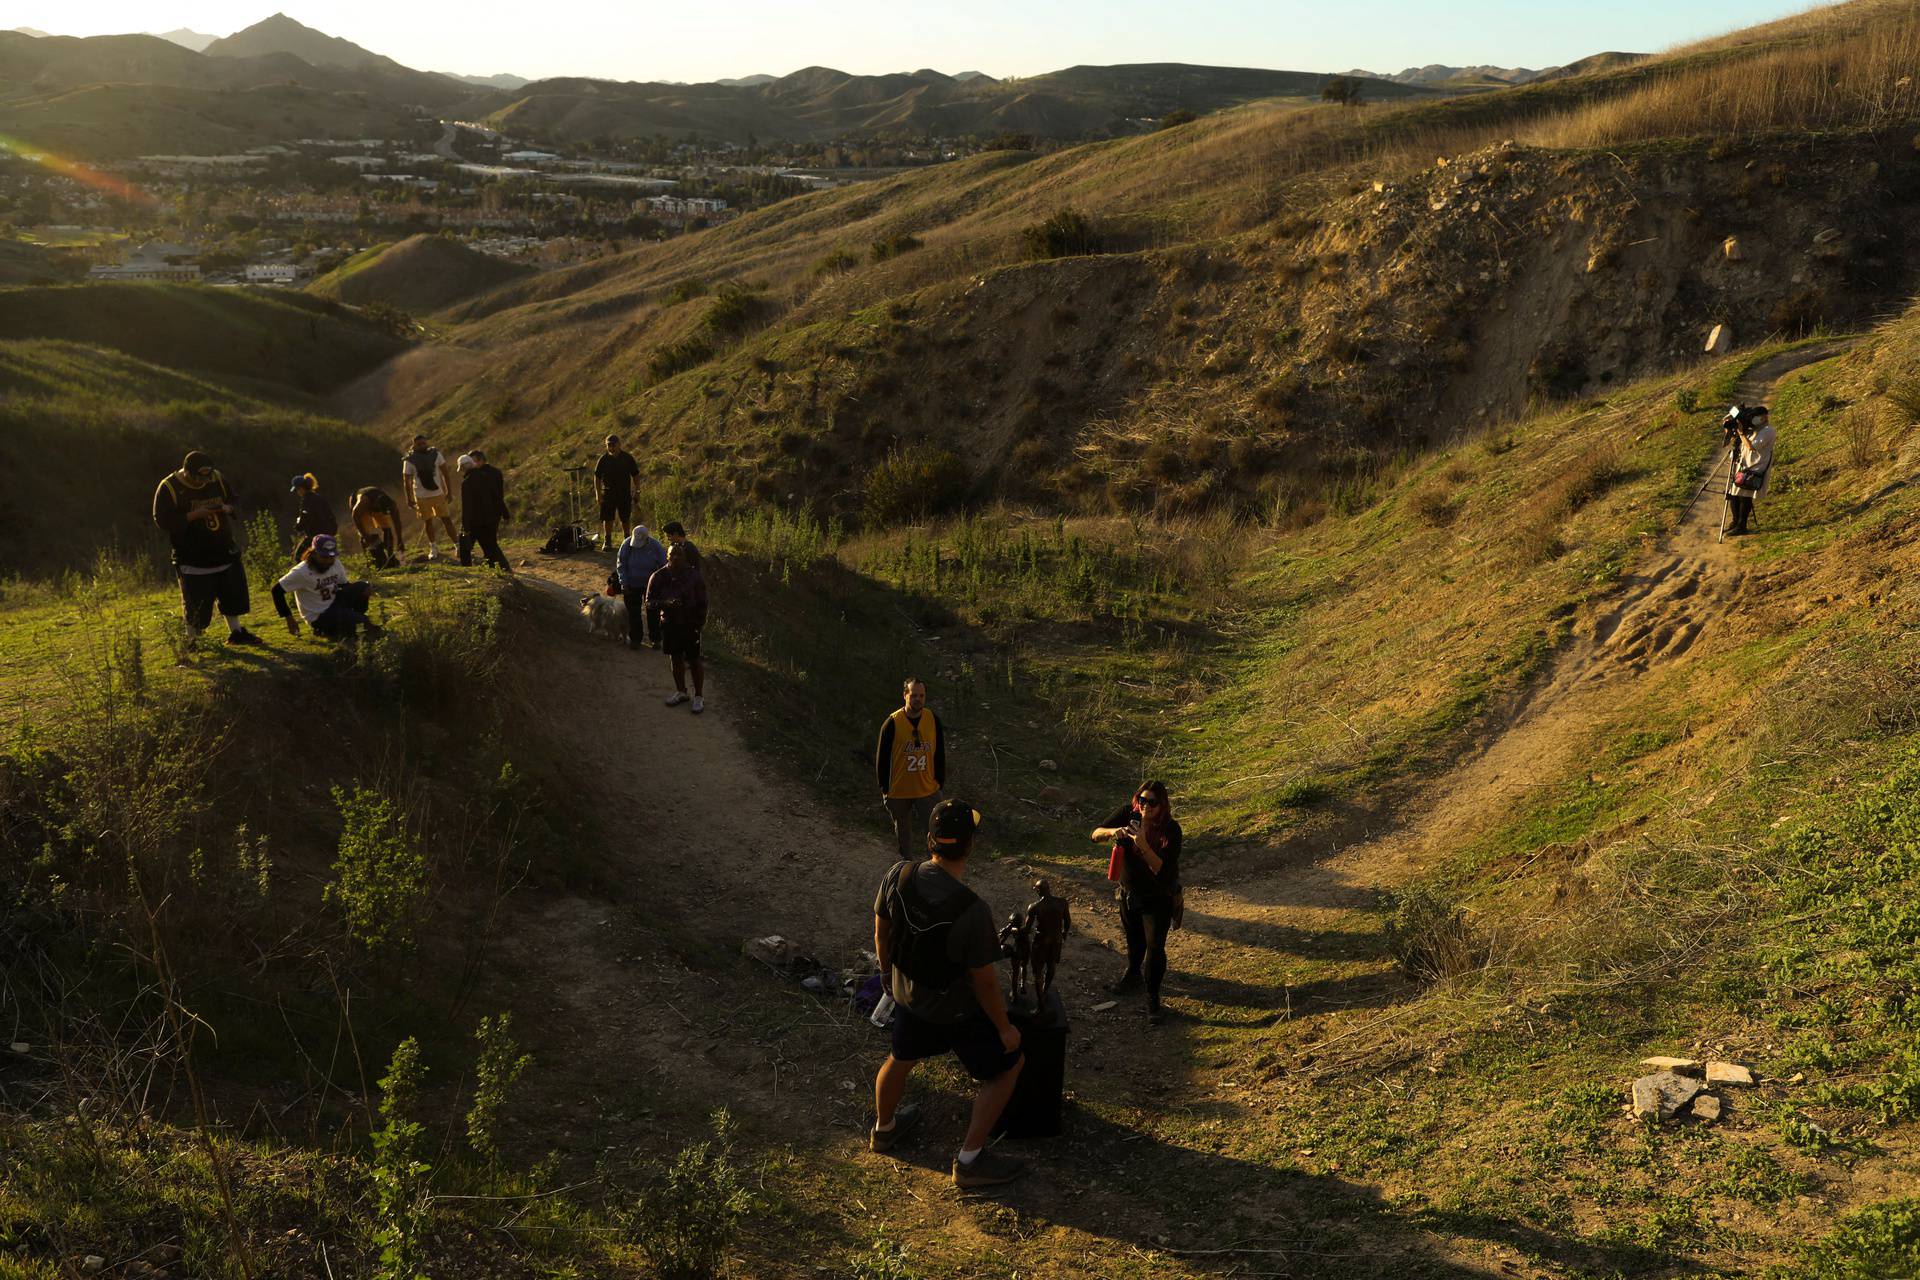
left=0, top=135, right=154, bottom=205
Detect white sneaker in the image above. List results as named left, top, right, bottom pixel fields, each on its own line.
left=426, top=547, right=438, bottom=561
left=690, top=696, right=704, bottom=714
left=664, top=692, right=689, bottom=707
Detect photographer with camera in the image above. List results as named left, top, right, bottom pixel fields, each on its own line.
left=1722, top=404, right=1775, bottom=537
left=1090, top=780, right=1182, bottom=1025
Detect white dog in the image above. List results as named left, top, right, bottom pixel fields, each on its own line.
left=580, top=593, right=628, bottom=639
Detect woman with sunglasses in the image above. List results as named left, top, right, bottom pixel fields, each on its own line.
left=1089, top=780, right=1182, bottom=1024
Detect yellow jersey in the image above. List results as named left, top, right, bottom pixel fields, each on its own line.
left=884, top=707, right=940, bottom=799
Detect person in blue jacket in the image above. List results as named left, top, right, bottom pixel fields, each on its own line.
left=617, top=523, right=668, bottom=650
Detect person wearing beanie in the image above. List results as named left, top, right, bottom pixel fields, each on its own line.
left=869, top=800, right=1026, bottom=1189
left=272, top=534, right=380, bottom=640
left=458, top=448, right=512, bottom=571
left=152, top=450, right=263, bottom=649
left=289, top=473, right=338, bottom=560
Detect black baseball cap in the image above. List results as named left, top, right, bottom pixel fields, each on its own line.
left=929, top=799, right=981, bottom=849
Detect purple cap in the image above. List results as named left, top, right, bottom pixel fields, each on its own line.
left=311, top=534, right=339, bottom=556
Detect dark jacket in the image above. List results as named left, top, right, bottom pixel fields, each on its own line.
left=294, top=490, right=338, bottom=538
left=1105, top=804, right=1182, bottom=909
left=461, top=464, right=510, bottom=528
left=153, top=469, right=239, bottom=568
left=644, top=562, right=708, bottom=632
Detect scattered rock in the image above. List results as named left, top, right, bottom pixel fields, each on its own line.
left=1639, top=1056, right=1704, bottom=1076
left=1705, top=323, right=1733, bottom=355
left=1038, top=759, right=1058, bottom=772
left=1091, top=1000, right=1118, bottom=1013
left=1706, top=1061, right=1754, bottom=1086
left=1632, top=1071, right=1703, bottom=1122
left=1692, top=1093, right=1723, bottom=1122
left=8, top=1041, right=27, bottom=1054
left=81, top=1259, right=105, bottom=1275
left=1789, top=1071, right=1806, bottom=1085
left=1721, top=236, right=1745, bottom=261
left=1037, top=785, right=1064, bottom=805
left=745, top=934, right=806, bottom=972
left=1812, top=227, right=1842, bottom=245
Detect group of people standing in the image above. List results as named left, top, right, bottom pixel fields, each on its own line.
left=867, top=680, right=1183, bottom=1187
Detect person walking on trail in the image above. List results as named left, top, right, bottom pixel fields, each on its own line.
left=289, top=473, right=337, bottom=560
left=1724, top=405, right=1776, bottom=537
left=152, top=450, right=264, bottom=649
left=272, top=534, right=381, bottom=641
left=350, top=486, right=406, bottom=568
left=1090, top=779, right=1183, bottom=1025
left=870, top=800, right=1026, bottom=1189
left=660, top=520, right=701, bottom=569
left=645, top=541, right=708, bottom=713
left=401, top=433, right=457, bottom=559
left=617, top=523, right=667, bottom=649
left=458, top=450, right=512, bottom=571
left=594, top=434, right=641, bottom=553
left=876, top=678, right=946, bottom=859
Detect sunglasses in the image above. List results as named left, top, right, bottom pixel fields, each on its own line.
left=1136, top=795, right=1161, bottom=808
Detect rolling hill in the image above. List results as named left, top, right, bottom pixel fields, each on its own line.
left=308, top=233, right=535, bottom=314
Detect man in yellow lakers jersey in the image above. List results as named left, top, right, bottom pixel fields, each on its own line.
left=876, top=677, right=947, bottom=858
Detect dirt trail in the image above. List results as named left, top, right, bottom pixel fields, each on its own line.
left=1183, top=342, right=1854, bottom=998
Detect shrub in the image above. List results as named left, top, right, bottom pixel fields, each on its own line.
left=648, top=335, right=715, bottom=383
left=1159, top=108, right=1197, bottom=129
left=1549, top=448, right=1628, bottom=516
left=1843, top=405, right=1884, bottom=470
left=241, top=509, right=291, bottom=599
left=372, top=1038, right=432, bottom=1280
left=661, top=278, right=709, bottom=304
left=1674, top=388, right=1701, bottom=414
left=863, top=445, right=970, bottom=525
left=1410, top=486, right=1458, bottom=527
left=325, top=784, right=428, bottom=952
left=626, top=1112, right=755, bottom=1280
left=466, top=1013, right=532, bottom=1168
left=1384, top=886, right=1485, bottom=983
left=814, top=248, right=859, bottom=276
left=869, top=232, right=922, bottom=262
left=1884, top=377, right=1920, bottom=428
left=1790, top=1198, right=1920, bottom=1279
left=1021, top=209, right=1103, bottom=260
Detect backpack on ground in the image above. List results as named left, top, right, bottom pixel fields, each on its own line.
left=885, top=861, right=977, bottom=994
left=541, top=523, right=590, bottom=555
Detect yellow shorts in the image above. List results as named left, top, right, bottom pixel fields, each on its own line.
left=413, top=494, right=451, bottom=520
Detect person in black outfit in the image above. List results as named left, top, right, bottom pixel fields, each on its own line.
left=1089, top=779, right=1182, bottom=1024
left=458, top=450, right=512, bottom=572
left=593, top=434, right=641, bottom=552
left=152, top=449, right=264, bottom=649
left=289, top=473, right=338, bottom=559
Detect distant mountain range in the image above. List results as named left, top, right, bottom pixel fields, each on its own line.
left=1345, top=64, right=1542, bottom=86
left=153, top=27, right=216, bottom=52
left=0, top=12, right=1442, bottom=158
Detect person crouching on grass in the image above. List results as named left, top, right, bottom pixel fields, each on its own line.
left=870, top=800, right=1026, bottom=1189
left=645, top=540, right=708, bottom=713
left=1090, top=779, right=1183, bottom=1025
left=272, top=534, right=381, bottom=641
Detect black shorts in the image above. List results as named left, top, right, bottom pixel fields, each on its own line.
left=599, top=491, right=632, bottom=522
left=890, top=1006, right=1022, bottom=1081
left=661, top=620, right=701, bottom=662
left=177, top=562, right=249, bottom=629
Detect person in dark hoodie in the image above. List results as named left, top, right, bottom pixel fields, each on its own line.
left=289, top=473, right=338, bottom=559
left=645, top=540, right=708, bottom=713
left=152, top=449, right=264, bottom=649
left=458, top=450, right=512, bottom=571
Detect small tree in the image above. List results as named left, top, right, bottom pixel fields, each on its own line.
left=1322, top=76, right=1364, bottom=107
left=466, top=1013, right=532, bottom=1170
left=325, top=785, right=428, bottom=951
left=372, top=1038, right=432, bottom=1280
left=628, top=1112, right=755, bottom=1280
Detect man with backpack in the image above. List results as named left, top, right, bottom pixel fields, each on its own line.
left=401, top=433, right=457, bottom=560
left=869, top=800, right=1026, bottom=1189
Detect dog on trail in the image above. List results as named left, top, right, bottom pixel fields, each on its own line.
left=580, top=593, right=627, bottom=640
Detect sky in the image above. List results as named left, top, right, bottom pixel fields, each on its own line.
left=22, top=0, right=1817, bottom=82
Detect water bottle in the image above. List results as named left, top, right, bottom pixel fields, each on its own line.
left=870, top=992, right=897, bottom=1028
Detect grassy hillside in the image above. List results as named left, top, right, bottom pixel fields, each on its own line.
left=309, top=234, right=536, bottom=315
left=348, top=0, right=1920, bottom=530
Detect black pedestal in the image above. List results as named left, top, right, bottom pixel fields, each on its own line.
left=993, top=987, right=1068, bottom=1139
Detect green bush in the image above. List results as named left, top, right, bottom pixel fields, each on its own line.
left=1786, top=1199, right=1920, bottom=1279
left=1384, top=886, right=1485, bottom=983
left=372, top=1038, right=433, bottom=1280
left=862, top=445, right=970, bottom=525
left=241, top=508, right=292, bottom=599
left=1021, top=209, right=1103, bottom=260
left=466, top=1013, right=532, bottom=1168
left=814, top=248, right=860, bottom=276
left=325, top=784, right=428, bottom=951
left=869, top=233, right=922, bottom=262
left=661, top=278, right=710, bottom=305
left=626, top=1111, right=755, bottom=1280
left=648, top=335, right=715, bottom=383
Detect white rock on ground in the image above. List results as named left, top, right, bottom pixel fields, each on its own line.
left=1706, top=1061, right=1754, bottom=1086
left=1632, top=1071, right=1703, bottom=1122
left=1705, top=324, right=1734, bottom=354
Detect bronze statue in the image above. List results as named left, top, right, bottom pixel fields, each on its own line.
left=998, top=910, right=1032, bottom=1003
left=1026, top=878, right=1071, bottom=1007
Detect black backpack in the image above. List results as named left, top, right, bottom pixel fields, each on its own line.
left=886, top=861, right=977, bottom=992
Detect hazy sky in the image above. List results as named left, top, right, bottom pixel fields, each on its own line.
left=25, top=1, right=1815, bottom=81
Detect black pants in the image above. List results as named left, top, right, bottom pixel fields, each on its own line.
left=885, top=793, right=941, bottom=859
left=311, top=582, right=373, bottom=639
left=178, top=563, right=249, bottom=631
left=1727, top=495, right=1755, bottom=534
left=1121, top=897, right=1172, bottom=997
left=627, top=601, right=660, bottom=649
left=462, top=521, right=509, bottom=569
